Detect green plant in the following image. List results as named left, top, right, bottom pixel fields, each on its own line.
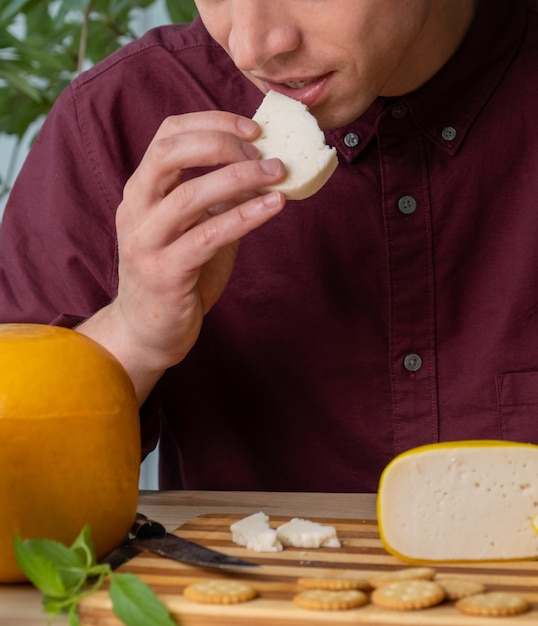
left=15, top=524, right=178, bottom=626
left=0, top=0, right=197, bottom=200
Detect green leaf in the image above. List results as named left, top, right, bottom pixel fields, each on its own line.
left=13, top=523, right=176, bottom=625
left=14, top=535, right=68, bottom=598
left=0, top=0, right=36, bottom=23
left=0, top=66, right=44, bottom=101
left=68, top=604, right=81, bottom=626
left=70, top=524, right=96, bottom=568
left=61, top=0, right=91, bottom=12
left=15, top=535, right=90, bottom=593
left=109, top=572, right=177, bottom=626
left=43, top=595, right=74, bottom=619
left=165, top=0, right=197, bottom=23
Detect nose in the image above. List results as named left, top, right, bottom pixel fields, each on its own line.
left=228, top=1, right=301, bottom=71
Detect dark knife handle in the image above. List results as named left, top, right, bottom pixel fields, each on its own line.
left=129, top=512, right=167, bottom=540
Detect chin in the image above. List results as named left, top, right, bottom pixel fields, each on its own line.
left=312, top=109, right=360, bottom=131
left=310, top=96, right=373, bottom=130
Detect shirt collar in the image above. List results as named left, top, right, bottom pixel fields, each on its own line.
left=327, top=0, right=528, bottom=162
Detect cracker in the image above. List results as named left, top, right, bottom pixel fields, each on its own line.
left=435, top=577, right=486, bottom=601
left=297, top=576, right=371, bottom=591
left=369, top=566, right=436, bottom=588
left=371, top=579, right=446, bottom=611
left=293, top=589, right=369, bottom=611
left=455, top=592, right=530, bottom=617
left=183, top=579, right=258, bottom=604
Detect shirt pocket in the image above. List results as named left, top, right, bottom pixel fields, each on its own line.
left=496, top=371, right=538, bottom=443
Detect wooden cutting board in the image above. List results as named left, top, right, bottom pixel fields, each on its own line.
left=79, top=514, right=538, bottom=625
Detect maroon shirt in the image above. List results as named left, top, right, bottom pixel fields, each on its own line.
left=2, top=0, right=538, bottom=492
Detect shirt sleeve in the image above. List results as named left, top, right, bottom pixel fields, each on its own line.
left=0, top=82, right=164, bottom=459
left=0, top=83, right=119, bottom=325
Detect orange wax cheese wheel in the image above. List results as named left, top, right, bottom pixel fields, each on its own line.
left=0, top=324, right=140, bottom=582
left=377, top=441, right=538, bottom=563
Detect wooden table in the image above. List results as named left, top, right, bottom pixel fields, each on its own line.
left=0, top=490, right=376, bottom=625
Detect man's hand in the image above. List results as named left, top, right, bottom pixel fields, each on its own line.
left=77, top=110, right=286, bottom=403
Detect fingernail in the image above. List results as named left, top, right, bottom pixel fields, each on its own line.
left=260, top=158, right=283, bottom=176
left=247, top=191, right=283, bottom=216
left=237, top=117, right=258, bottom=136
left=242, top=141, right=260, bottom=160
left=261, top=191, right=282, bottom=209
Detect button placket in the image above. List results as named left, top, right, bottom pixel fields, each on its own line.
left=377, top=107, right=439, bottom=450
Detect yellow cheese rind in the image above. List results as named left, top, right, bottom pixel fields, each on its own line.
left=377, top=441, right=538, bottom=563
left=252, top=90, right=338, bottom=200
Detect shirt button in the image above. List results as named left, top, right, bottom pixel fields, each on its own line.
left=344, top=132, right=360, bottom=148
left=391, top=104, right=408, bottom=119
left=403, top=353, right=423, bottom=372
left=398, top=195, right=417, bottom=215
left=441, top=126, right=457, bottom=142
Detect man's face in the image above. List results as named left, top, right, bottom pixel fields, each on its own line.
left=195, top=0, right=475, bottom=129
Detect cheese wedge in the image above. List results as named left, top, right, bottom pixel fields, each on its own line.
left=252, top=90, right=338, bottom=200
left=377, top=441, right=538, bottom=562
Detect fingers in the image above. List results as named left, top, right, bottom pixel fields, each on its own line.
left=109, top=112, right=286, bottom=375
left=118, top=110, right=287, bottom=250
left=153, top=110, right=259, bottom=143
left=167, top=190, right=286, bottom=273
left=142, top=156, right=285, bottom=246
left=127, top=111, right=261, bottom=203
left=117, top=108, right=287, bottom=288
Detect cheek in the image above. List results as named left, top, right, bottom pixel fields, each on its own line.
left=195, top=5, right=232, bottom=53
left=331, top=1, right=430, bottom=61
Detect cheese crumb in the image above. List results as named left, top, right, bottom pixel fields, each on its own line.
left=276, top=518, right=341, bottom=548
left=230, top=513, right=341, bottom=552
left=229, top=512, right=283, bottom=552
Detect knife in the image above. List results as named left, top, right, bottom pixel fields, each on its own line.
left=102, top=512, right=258, bottom=570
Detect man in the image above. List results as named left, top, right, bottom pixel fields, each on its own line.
left=1, top=0, right=537, bottom=491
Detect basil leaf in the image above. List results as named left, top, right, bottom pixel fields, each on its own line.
left=14, top=535, right=67, bottom=598
left=68, top=603, right=81, bottom=626
left=19, top=536, right=88, bottom=592
left=43, top=595, right=72, bottom=619
left=16, top=526, right=176, bottom=626
left=109, top=572, right=177, bottom=626
left=70, top=524, right=96, bottom=568
left=20, top=536, right=81, bottom=569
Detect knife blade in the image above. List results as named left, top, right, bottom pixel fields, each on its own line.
left=102, top=512, right=258, bottom=571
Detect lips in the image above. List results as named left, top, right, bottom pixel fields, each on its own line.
left=260, top=73, right=331, bottom=108
left=282, top=78, right=317, bottom=89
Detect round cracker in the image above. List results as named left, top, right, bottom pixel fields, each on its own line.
left=297, top=576, right=371, bottom=591
left=183, top=579, right=258, bottom=604
left=435, top=577, right=486, bottom=601
left=371, top=579, right=446, bottom=611
left=293, top=588, right=369, bottom=611
left=456, top=592, right=530, bottom=617
left=369, top=566, right=437, bottom=588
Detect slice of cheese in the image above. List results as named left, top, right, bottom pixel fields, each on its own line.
left=276, top=518, right=341, bottom=548
left=230, top=512, right=283, bottom=552
left=252, top=90, right=338, bottom=200
left=377, top=441, right=538, bottom=562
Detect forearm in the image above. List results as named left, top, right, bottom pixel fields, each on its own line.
left=76, top=304, right=168, bottom=406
